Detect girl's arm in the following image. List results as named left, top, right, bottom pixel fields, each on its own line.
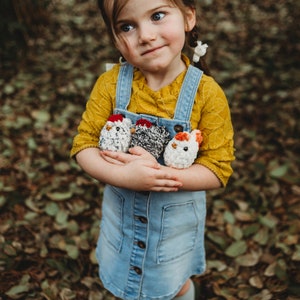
left=101, top=147, right=221, bottom=191
left=76, top=147, right=183, bottom=192
left=161, top=163, right=221, bottom=191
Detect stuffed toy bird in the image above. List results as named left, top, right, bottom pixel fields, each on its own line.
left=164, top=129, right=203, bottom=169
left=130, top=118, right=170, bottom=159
left=99, top=114, right=132, bottom=152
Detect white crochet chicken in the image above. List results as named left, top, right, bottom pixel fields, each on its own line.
left=99, top=114, right=132, bottom=152
left=164, top=129, right=203, bottom=169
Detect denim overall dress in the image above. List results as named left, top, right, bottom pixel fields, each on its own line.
left=96, top=63, right=207, bottom=300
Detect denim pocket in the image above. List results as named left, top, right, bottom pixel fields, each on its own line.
left=157, top=201, right=198, bottom=264
left=100, top=186, right=124, bottom=253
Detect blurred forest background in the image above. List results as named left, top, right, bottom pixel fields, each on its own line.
left=0, top=0, right=299, bottom=299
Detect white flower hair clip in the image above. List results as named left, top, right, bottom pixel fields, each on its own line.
left=192, top=41, right=208, bottom=63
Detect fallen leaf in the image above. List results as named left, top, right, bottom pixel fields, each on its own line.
left=225, top=240, right=247, bottom=257
left=249, top=275, right=263, bottom=289
left=264, top=262, right=276, bottom=277
left=236, top=251, right=261, bottom=267
left=47, top=191, right=73, bottom=201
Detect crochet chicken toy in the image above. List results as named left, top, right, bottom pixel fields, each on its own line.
left=130, top=118, right=170, bottom=159
left=164, top=129, right=203, bottom=169
left=99, top=114, right=132, bottom=152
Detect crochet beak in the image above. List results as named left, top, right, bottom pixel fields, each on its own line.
left=172, top=143, right=177, bottom=149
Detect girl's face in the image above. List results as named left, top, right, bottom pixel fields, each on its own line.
left=110, top=0, right=196, bottom=74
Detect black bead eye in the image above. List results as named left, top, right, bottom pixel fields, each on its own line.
left=183, top=147, right=188, bottom=151
left=116, top=127, right=120, bottom=131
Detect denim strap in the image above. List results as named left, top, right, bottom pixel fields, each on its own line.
left=173, top=65, right=203, bottom=121
left=116, top=63, right=134, bottom=110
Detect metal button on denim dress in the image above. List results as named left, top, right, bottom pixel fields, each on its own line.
left=96, top=63, right=207, bottom=300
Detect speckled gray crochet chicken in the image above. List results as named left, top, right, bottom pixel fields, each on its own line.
left=164, top=129, right=203, bottom=169
left=130, top=118, right=170, bottom=159
left=99, top=114, right=132, bottom=152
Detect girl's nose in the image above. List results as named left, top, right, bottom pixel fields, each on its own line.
left=138, top=23, right=156, bottom=43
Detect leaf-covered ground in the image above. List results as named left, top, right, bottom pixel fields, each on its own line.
left=0, top=0, right=299, bottom=299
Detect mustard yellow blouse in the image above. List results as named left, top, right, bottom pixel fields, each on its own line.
left=71, top=56, right=235, bottom=186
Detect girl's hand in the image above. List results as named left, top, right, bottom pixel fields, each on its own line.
left=122, top=158, right=182, bottom=192
left=100, top=146, right=182, bottom=192
left=100, top=146, right=157, bottom=165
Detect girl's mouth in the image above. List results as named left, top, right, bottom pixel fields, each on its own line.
left=142, top=46, right=164, bottom=56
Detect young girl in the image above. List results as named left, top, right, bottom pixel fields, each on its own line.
left=71, top=0, right=235, bottom=299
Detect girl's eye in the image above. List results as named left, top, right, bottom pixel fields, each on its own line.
left=120, top=24, right=134, bottom=32
left=151, top=12, right=165, bottom=22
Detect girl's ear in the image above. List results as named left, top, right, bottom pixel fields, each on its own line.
left=184, top=7, right=196, bottom=32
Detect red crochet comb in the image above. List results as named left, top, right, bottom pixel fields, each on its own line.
left=175, top=130, right=203, bottom=145
left=136, top=118, right=152, bottom=128
left=108, top=114, right=124, bottom=122
left=174, top=132, right=190, bottom=141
